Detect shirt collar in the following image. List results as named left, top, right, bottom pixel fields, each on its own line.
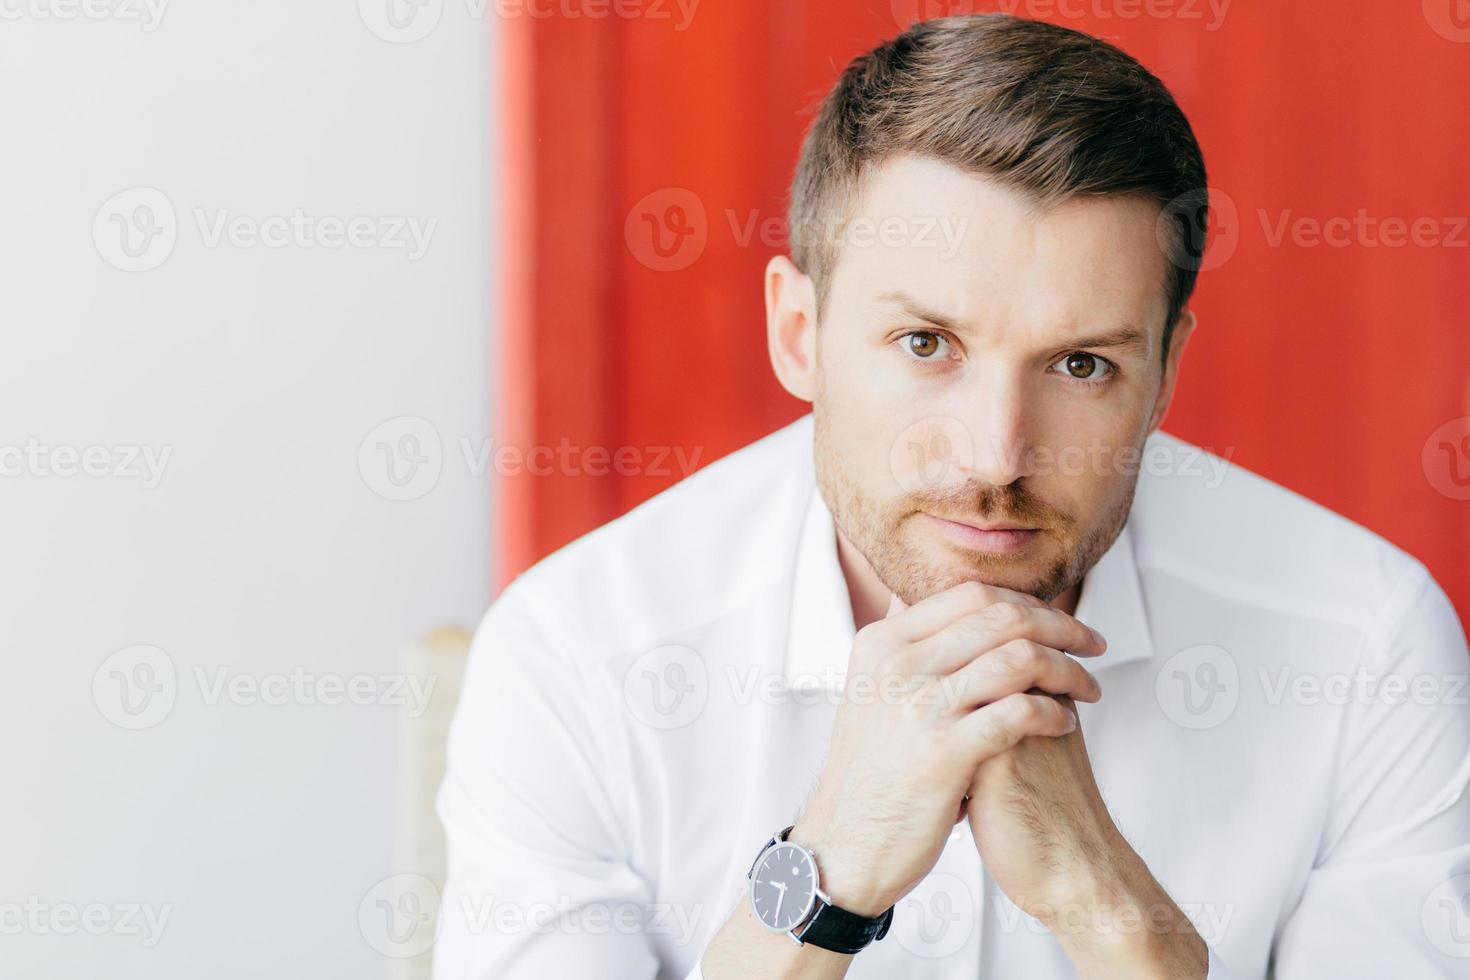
left=782, top=485, right=1155, bottom=692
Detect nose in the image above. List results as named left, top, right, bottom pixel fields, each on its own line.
left=953, top=370, right=1032, bottom=488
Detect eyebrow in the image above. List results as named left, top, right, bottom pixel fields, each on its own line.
left=876, top=291, right=1153, bottom=359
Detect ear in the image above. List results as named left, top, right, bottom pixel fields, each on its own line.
left=1146, top=308, right=1197, bottom=436
left=765, top=254, right=819, bottom=403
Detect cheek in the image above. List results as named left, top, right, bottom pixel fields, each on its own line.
left=1030, top=449, right=1138, bottom=542
left=888, top=416, right=977, bottom=498
left=817, top=348, right=904, bottom=469
left=1025, top=416, right=1145, bottom=506
left=1029, top=387, right=1150, bottom=463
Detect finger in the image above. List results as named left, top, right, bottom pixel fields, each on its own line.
left=873, top=579, right=1048, bottom=644
left=886, top=590, right=906, bottom=618
left=912, top=603, right=1107, bottom=675
left=938, top=639, right=1101, bottom=711
left=956, top=691, right=1077, bottom=766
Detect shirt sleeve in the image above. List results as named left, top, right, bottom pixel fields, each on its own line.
left=433, top=584, right=679, bottom=979
left=1270, top=565, right=1470, bottom=976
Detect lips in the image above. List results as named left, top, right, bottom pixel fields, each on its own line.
left=935, top=516, right=1032, bottom=532
left=922, top=512, right=1040, bottom=554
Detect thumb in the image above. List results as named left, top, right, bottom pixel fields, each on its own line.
left=885, top=589, right=907, bottom=618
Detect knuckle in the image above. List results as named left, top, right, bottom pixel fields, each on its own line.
left=1017, top=638, right=1047, bottom=670
left=992, top=638, right=1038, bottom=675
left=979, top=709, right=1013, bottom=746
left=1016, top=694, right=1047, bottom=725
left=981, top=600, right=1025, bottom=632
left=949, top=615, right=987, bottom=651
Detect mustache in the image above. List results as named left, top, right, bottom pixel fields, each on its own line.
left=907, top=481, right=1072, bottom=529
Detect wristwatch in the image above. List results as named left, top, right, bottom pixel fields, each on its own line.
left=745, top=824, right=894, bottom=954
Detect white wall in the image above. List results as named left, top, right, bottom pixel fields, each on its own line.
left=0, top=3, right=493, bottom=976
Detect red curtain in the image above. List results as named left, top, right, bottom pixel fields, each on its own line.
left=495, top=1, right=1470, bottom=626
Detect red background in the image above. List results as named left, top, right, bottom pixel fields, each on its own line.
left=495, top=1, right=1470, bottom=626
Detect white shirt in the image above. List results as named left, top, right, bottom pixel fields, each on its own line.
left=435, top=413, right=1470, bottom=979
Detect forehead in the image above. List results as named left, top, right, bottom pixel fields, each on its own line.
left=829, top=154, right=1170, bottom=337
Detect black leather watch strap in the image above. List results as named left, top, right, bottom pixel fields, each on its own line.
left=797, top=897, right=894, bottom=954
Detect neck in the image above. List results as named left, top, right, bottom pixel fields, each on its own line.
left=834, top=526, right=1083, bottom=631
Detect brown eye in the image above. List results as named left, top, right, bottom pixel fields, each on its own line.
left=905, top=331, right=944, bottom=359
left=1055, top=352, right=1113, bottom=382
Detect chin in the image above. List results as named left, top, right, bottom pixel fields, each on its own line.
left=892, top=538, right=1069, bottom=605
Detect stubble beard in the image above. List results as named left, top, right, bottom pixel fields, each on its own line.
left=812, top=403, right=1138, bottom=607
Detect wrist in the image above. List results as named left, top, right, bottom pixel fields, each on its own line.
left=1037, top=839, right=1207, bottom=979
left=788, top=815, right=890, bottom=918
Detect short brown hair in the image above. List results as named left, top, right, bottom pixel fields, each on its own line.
left=788, top=14, right=1209, bottom=359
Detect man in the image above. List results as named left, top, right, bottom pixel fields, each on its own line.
left=435, top=14, right=1470, bottom=979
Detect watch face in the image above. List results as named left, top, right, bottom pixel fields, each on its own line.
left=750, top=841, right=818, bottom=933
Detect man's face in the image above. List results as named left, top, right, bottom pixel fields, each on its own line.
left=810, top=154, right=1178, bottom=605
